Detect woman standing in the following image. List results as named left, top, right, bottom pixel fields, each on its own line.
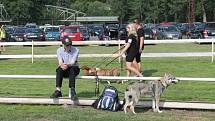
left=118, top=23, right=143, bottom=77
left=0, top=25, right=6, bottom=52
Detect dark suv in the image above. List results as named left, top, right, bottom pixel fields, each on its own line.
left=202, top=22, right=215, bottom=39
left=187, top=22, right=215, bottom=39
left=103, top=22, right=119, bottom=39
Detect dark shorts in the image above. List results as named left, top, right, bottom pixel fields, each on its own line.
left=126, top=52, right=138, bottom=62
left=135, top=52, right=141, bottom=63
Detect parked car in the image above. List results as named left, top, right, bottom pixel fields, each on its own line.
left=44, top=26, right=60, bottom=41
left=85, top=24, right=98, bottom=36
left=118, top=27, right=127, bottom=40
left=25, top=23, right=38, bottom=28
left=187, top=22, right=215, bottom=39
left=23, top=28, right=45, bottom=41
left=10, top=27, right=27, bottom=42
left=156, top=25, right=182, bottom=40
left=93, top=25, right=104, bottom=40
left=103, top=22, right=119, bottom=39
left=80, top=26, right=90, bottom=40
left=201, top=22, right=215, bottom=39
left=3, top=26, right=14, bottom=42
left=187, top=29, right=202, bottom=39
left=118, top=24, right=128, bottom=40
left=60, top=26, right=84, bottom=41
left=176, top=23, right=195, bottom=35
left=144, top=28, right=156, bottom=40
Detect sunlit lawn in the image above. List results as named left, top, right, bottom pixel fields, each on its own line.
left=0, top=43, right=215, bottom=121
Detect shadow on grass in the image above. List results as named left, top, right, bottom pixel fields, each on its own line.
left=134, top=107, right=151, bottom=113
left=78, top=91, right=95, bottom=98
left=143, top=69, right=158, bottom=77
left=0, top=58, right=9, bottom=60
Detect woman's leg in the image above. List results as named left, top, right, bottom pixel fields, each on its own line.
left=126, top=62, right=143, bottom=77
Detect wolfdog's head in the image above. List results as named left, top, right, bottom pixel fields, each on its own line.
left=161, top=73, right=180, bottom=87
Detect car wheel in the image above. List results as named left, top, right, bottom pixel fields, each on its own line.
left=199, top=34, right=203, bottom=39
left=187, top=35, right=191, bottom=39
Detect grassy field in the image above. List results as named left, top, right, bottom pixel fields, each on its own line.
left=1, top=43, right=214, bottom=55
left=0, top=44, right=215, bottom=121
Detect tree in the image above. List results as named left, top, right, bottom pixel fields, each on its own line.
left=204, top=0, right=215, bottom=21
left=107, top=0, right=130, bottom=22
left=86, top=1, right=111, bottom=16
left=8, top=0, right=33, bottom=24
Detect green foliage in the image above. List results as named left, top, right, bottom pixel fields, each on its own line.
left=1, top=0, right=215, bottom=25
left=72, top=1, right=111, bottom=16
left=107, top=0, right=130, bottom=21
left=9, top=0, right=33, bottom=21
left=87, top=1, right=112, bottom=16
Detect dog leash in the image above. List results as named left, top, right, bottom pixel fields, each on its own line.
left=93, top=46, right=125, bottom=68
left=103, top=55, right=120, bottom=67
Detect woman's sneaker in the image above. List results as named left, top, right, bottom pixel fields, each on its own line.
left=50, top=90, right=62, bottom=98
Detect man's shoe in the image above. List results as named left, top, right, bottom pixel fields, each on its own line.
left=70, top=88, right=78, bottom=101
left=50, top=90, right=62, bottom=98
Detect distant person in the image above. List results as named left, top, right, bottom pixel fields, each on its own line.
left=50, top=36, right=80, bottom=101
left=0, top=25, right=6, bottom=52
left=104, top=26, right=111, bottom=46
left=133, top=19, right=144, bottom=74
left=104, top=26, right=110, bottom=40
left=117, top=23, right=143, bottom=78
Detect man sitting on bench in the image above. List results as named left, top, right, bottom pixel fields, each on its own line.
left=50, top=36, right=80, bottom=101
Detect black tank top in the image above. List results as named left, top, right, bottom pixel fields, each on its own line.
left=125, top=34, right=138, bottom=54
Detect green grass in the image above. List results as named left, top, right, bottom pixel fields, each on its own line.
left=1, top=43, right=214, bottom=55
left=0, top=104, right=214, bottom=121
left=0, top=44, right=215, bottom=121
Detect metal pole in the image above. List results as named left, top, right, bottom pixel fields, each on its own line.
left=0, top=4, right=3, bottom=21
left=212, top=39, right=214, bottom=62
left=31, top=40, right=34, bottom=63
left=118, top=39, right=121, bottom=63
left=95, top=75, right=100, bottom=96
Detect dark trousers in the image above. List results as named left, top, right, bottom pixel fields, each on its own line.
left=56, top=66, right=80, bottom=88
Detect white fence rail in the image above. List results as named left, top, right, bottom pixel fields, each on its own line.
left=1, top=39, right=215, bottom=63
left=0, top=39, right=214, bottom=45
left=0, top=52, right=214, bottom=59
left=1, top=75, right=215, bottom=82
left=0, top=97, right=214, bottom=110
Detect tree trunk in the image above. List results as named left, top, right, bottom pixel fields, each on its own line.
left=174, top=13, right=178, bottom=22
left=202, top=0, right=207, bottom=22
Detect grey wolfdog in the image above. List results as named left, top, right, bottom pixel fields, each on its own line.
left=124, top=73, right=180, bottom=114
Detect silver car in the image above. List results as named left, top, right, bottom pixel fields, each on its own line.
left=156, top=25, right=182, bottom=40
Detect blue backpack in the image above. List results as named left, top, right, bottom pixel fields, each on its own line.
left=92, top=86, right=123, bottom=112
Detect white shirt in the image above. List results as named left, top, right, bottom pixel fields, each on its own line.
left=57, top=46, right=79, bottom=67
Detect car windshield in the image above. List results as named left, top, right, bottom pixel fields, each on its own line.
left=14, top=28, right=26, bottom=33
left=196, top=24, right=205, bottom=29
left=46, top=27, right=59, bottom=32
left=80, top=29, right=88, bottom=33
left=206, top=23, right=215, bottom=28
left=94, top=26, right=103, bottom=31
left=144, top=28, right=152, bottom=33
left=64, top=28, right=78, bottom=33
left=106, top=24, right=119, bottom=29
left=26, top=28, right=42, bottom=33
left=5, top=27, right=14, bottom=33
left=163, top=26, right=178, bottom=32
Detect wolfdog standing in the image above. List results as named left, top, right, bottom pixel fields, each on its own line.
left=124, top=73, right=179, bottom=114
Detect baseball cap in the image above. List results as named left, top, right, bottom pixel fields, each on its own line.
left=62, top=36, right=72, bottom=46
